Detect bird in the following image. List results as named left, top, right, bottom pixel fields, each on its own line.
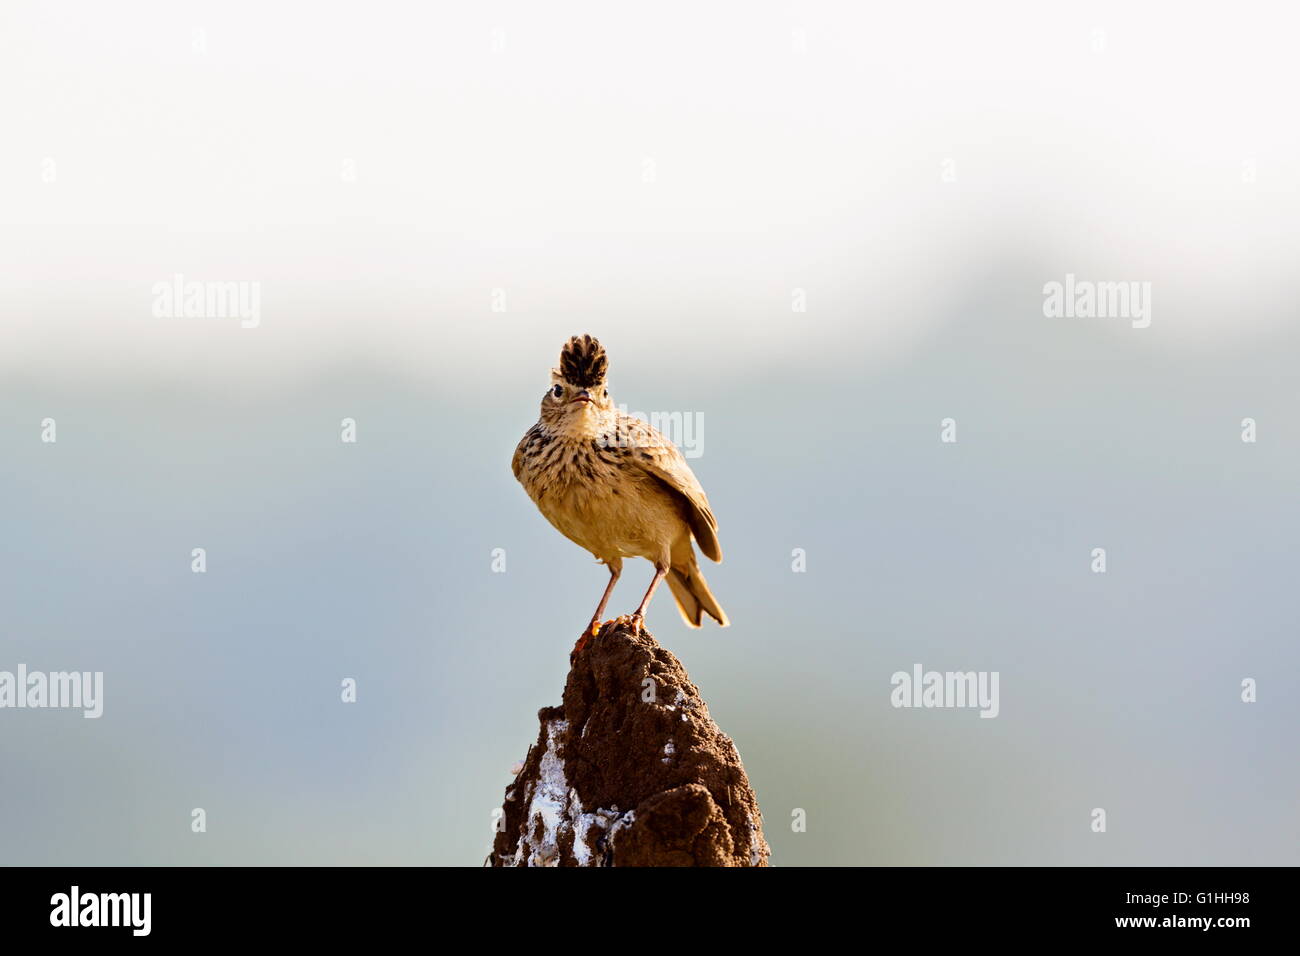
left=512, top=335, right=728, bottom=656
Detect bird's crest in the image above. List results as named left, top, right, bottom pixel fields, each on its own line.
left=557, top=334, right=608, bottom=388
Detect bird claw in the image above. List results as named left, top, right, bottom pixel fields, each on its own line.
left=606, top=613, right=640, bottom=635
left=573, top=615, right=643, bottom=658
left=570, top=620, right=601, bottom=661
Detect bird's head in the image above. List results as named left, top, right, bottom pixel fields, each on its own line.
left=540, top=334, right=614, bottom=429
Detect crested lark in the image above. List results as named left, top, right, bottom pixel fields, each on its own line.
left=513, top=335, right=728, bottom=653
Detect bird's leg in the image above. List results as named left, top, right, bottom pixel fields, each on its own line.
left=629, top=562, right=668, bottom=635
left=573, top=562, right=620, bottom=660
left=588, top=564, right=621, bottom=635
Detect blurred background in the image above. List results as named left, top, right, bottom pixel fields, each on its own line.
left=2, top=1, right=1297, bottom=865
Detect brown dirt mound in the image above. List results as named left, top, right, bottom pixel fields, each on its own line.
left=491, top=618, right=769, bottom=867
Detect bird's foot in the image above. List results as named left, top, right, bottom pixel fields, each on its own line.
left=628, top=612, right=645, bottom=636
left=570, top=620, right=601, bottom=662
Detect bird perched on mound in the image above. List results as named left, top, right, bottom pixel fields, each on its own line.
left=513, top=335, right=728, bottom=655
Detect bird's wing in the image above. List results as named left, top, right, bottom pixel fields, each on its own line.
left=615, top=413, right=722, bottom=562
left=512, top=424, right=541, bottom=481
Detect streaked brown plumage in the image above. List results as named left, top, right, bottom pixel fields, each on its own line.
left=513, top=335, right=728, bottom=650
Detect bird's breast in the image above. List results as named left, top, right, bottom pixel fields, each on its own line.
left=517, top=433, right=679, bottom=559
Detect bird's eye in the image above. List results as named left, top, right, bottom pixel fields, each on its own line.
left=552, top=384, right=563, bottom=398
left=603, top=389, right=608, bottom=398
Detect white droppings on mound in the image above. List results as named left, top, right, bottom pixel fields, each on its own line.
left=513, top=719, right=569, bottom=866
left=747, top=814, right=769, bottom=867
left=511, top=718, right=635, bottom=867
left=608, top=810, right=636, bottom=841
left=572, top=804, right=628, bottom=866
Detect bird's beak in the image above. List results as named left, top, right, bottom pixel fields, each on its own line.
left=572, top=389, right=593, bottom=404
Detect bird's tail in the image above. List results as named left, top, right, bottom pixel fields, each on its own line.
left=667, top=561, right=729, bottom=628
